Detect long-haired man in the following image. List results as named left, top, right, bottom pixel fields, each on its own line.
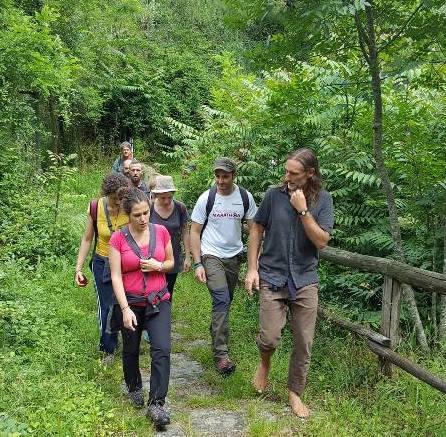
left=245, top=148, right=334, bottom=418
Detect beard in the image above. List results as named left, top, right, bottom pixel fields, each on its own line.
left=287, top=181, right=305, bottom=191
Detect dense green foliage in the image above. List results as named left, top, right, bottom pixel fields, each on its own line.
left=0, top=0, right=238, bottom=156
left=164, top=1, right=446, bottom=344
left=1, top=0, right=446, bottom=433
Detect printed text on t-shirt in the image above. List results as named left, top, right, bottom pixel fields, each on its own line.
left=211, top=210, right=242, bottom=219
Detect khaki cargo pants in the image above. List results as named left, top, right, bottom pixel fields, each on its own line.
left=257, top=280, right=318, bottom=395
left=202, top=254, right=241, bottom=360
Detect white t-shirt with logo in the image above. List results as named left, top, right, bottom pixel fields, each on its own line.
left=191, top=185, right=257, bottom=258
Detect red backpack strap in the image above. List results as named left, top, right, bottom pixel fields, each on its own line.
left=89, top=199, right=99, bottom=237
left=88, top=199, right=99, bottom=267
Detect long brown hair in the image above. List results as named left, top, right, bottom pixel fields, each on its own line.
left=287, top=148, right=322, bottom=205
left=100, top=173, right=130, bottom=196
left=118, top=186, right=150, bottom=214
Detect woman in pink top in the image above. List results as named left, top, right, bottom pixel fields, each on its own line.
left=109, top=188, right=174, bottom=429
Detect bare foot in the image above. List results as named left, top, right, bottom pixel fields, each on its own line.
left=252, top=363, right=269, bottom=393
left=289, top=390, right=310, bottom=418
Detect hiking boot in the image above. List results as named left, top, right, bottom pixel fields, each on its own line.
left=215, top=356, right=236, bottom=376
left=147, top=402, right=170, bottom=428
left=100, top=353, right=115, bottom=366
left=128, top=389, right=144, bottom=408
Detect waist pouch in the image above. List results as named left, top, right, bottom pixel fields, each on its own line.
left=106, top=289, right=168, bottom=334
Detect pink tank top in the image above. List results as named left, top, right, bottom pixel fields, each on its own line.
left=109, top=224, right=171, bottom=302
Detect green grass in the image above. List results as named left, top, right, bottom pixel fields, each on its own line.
left=1, top=167, right=158, bottom=435
left=173, top=273, right=446, bottom=436
left=1, top=167, right=446, bottom=436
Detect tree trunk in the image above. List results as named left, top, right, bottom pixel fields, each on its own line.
left=439, top=218, right=446, bottom=342
left=48, top=96, right=60, bottom=153
left=431, top=218, right=438, bottom=341
left=355, top=3, right=429, bottom=352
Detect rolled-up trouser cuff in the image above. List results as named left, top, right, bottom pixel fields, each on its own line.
left=256, top=337, right=278, bottom=352
left=288, top=380, right=306, bottom=396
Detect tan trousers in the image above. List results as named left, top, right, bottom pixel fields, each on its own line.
left=257, top=281, right=318, bottom=395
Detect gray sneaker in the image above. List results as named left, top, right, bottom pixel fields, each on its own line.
left=128, top=389, right=145, bottom=408
left=147, top=402, right=170, bottom=428
left=100, top=353, right=115, bottom=366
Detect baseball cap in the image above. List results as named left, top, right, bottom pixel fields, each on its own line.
left=214, top=157, right=236, bottom=173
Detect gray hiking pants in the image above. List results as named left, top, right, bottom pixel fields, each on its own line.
left=202, top=254, right=241, bottom=360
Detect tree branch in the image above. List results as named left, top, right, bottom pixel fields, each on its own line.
left=354, top=12, right=371, bottom=65
left=379, top=2, right=425, bottom=52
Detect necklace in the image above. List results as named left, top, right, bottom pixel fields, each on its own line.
left=111, top=207, right=121, bottom=231
left=106, top=198, right=121, bottom=233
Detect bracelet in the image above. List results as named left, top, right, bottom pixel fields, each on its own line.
left=121, top=305, right=130, bottom=312
left=194, top=261, right=203, bottom=269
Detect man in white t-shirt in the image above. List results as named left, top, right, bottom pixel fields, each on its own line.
left=190, top=157, right=257, bottom=375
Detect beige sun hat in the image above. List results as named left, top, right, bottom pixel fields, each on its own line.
left=151, top=175, right=177, bottom=193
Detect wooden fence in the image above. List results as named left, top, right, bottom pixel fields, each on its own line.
left=319, top=246, right=446, bottom=394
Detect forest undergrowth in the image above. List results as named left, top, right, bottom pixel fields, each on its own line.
left=1, top=167, right=445, bottom=436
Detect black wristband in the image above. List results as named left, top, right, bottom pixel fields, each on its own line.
left=193, top=261, right=203, bottom=269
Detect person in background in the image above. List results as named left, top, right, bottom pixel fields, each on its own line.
left=190, top=157, right=257, bottom=375
left=74, top=173, right=130, bottom=364
left=129, top=159, right=150, bottom=195
left=245, top=148, right=334, bottom=418
left=122, top=158, right=133, bottom=178
left=109, top=187, right=174, bottom=428
left=150, top=175, right=190, bottom=300
left=112, top=141, right=133, bottom=173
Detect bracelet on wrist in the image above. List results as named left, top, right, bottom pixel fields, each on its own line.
left=121, top=305, right=130, bottom=312
left=193, top=261, right=203, bottom=269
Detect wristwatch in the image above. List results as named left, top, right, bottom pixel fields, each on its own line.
left=297, top=209, right=308, bottom=216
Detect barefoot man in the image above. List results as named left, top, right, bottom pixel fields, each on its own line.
left=245, top=148, right=334, bottom=418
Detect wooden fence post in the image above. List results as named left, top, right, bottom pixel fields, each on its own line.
left=380, top=275, right=402, bottom=376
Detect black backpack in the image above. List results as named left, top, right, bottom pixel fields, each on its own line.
left=200, top=186, right=250, bottom=237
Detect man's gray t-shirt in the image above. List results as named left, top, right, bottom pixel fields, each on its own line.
left=254, top=186, right=334, bottom=290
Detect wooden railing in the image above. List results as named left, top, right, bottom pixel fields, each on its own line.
left=318, top=246, right=446, bottom=394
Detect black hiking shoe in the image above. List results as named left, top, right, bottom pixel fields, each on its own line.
left=147, top=402, right=170, bottom=428
left=215, top=356, right=236, bottom=376
left=128, top=389, right=144, bottom=408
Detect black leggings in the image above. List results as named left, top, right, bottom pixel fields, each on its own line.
left=166, top=273, right=178, bottom=301
left=121, top=301, right=171, bottom=405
